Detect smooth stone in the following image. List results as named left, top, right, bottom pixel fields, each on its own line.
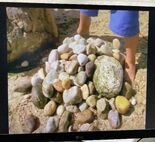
left=77, top=53, right=88, bottom=66
left=45, top=62, right=50, bottom=73
left=96, top=44, right=112, bottom=56
left=75, top=109, right=94, bottom=124
left=93, top=55, right=123, bottom=98
left=86, top=95, right=97, bottom=108
left=108, top=98, right=116, bottom=110
left=50, top=60, right=59, bottom=71
left=76, top=71, right=87, bottom=86
left=56, top=105, right=65, bottom=116
left=23, top=114, right=40, bottom=133
left=65, top=60, right=79, bottom=75
left=123, top=82, right=135, bottom=100
left=21, top=60, right=29, bottom=67
left=108, top=110, right=121, bottom=129
left=80, top=123, right=91, bottom=131
left=43, top=70, right=58, bottom=85
left=31, top=86, right=48, bottom=109
left=31, top=73, right=42, bottom=87
left=81, top=84, right=89, bottom=100
left=44, top=116, right=59, bottom=133
left=58, top=43, right=70, bottom=54
left=69, top=54, right=78, bottom=61
left=74, top=34, right=82, bottom=41
left=38, top=68, right=45, bottom=80
left=42, top=81, right=54, bottom=98
left=44, top=100, right=57, bottom=116
left=53, top=80, right=64, bottom=93
left=86, top=44, right=97, bottom=55
left=96, top=98, right=108, bottom=113
left=58, top=72, right=70, bottom=81
left=66, top=105, right=79, bottom=113
left=88, top=81, right=95, bottom=94
left=14, top=76, right=32, bottom=93
left=115, top=96, right=131, bottom=114
left=63, top=37, right=74, bottom=44
left=73, top=44, right=86, bottom=54
left=79, top=102, right=88, bottom=112
left=60, top=52, right=71, bottom=60
left=94, top=38, right=105, bottom=47
left=63, top=86, right=82, bottom=105
left=62, top=79, right=72, bottom=89
left=85, top=61, right=95, bottom=77
left=88, top=54, right=96, bottom=62
left=59, top=111, right=72, bottom=132
left=112, top=38, right=121, bottom=49
left=48, top=49, right=59, bottom=63
left=130, top=96, right=137, bottom=106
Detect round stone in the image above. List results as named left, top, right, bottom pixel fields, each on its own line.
left=44, top=100, right=57, bottom=116
left=86, top=95, right=97, bottom=108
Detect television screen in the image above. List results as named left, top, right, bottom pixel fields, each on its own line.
left=0, top=3, right=155, bottom=141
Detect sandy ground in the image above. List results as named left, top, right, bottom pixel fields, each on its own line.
left=8, top=9, right=148, bottom=133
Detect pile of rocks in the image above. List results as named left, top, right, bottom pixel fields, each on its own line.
left=27, top=34, right=136, bottom=133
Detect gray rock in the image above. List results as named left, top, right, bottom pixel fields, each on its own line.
left=58, top=43, right=70, bottom=54
left=76, top=71, right=87, bottom=86
left=85, top=61, right=95, bottom=77
left=48, top=49, right=59, bottom=63
left=77, top=53, right=88, bottom=66
left=65, top=60, right=79, bottom=75
left=108, top=110, right=121, bottom=129
left=79, top=102, right=88, bottom=112
left=23, top=114, right=40, bottom=133
left=73, top=44, right=86, bottom=54
left=59, top=111, right=72, bottom=132
left=45, top=116, right=59, bottom=133
left=66, top=105, right=79, bottom=113
left=93, top=55, right=123, bottom=98
left=63, top=86, right=82, bottom=105
left=21, top=60, right=29, bottom=67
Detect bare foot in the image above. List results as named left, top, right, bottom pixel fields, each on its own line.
left=124, top=62, right=136, bottom=86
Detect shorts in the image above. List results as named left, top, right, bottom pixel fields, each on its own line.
left=80, top=10, right=139, bottom=37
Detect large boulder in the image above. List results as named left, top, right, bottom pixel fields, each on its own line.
left=93, top=55, right=123, bottom=98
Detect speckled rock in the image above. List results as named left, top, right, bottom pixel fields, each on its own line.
left=93, top=55, right=123, bottom=98
left=63, top=86, right=82, bottom=105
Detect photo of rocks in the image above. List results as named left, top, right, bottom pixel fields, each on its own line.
left=8, top=8, right=148, bottom=133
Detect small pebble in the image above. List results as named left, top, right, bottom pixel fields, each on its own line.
left=21, top=60, right=29, bottom=67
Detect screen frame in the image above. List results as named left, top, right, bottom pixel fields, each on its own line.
left=0, top=2, right=155, bottom=141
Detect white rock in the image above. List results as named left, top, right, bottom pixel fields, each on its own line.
left=73, top=44, right=86, bottom=54
left=56, top=105, right=65, bottom=116
left=58, top=43, right=70, bottom=54
left=130, top=97, right=137, bottom=106
left=79, top=102, right=88, bottom=112
left=77, top=53, right=88, bottom=66
left=74, top=34, right=81, bottom=41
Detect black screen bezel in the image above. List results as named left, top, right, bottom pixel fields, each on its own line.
left=0, top=2, right=155, bottom=141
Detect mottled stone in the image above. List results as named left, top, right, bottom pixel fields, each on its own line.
left=93, top=55, right=123, bottom=98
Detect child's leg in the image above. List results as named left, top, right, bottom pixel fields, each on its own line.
left=77, top=10, right=98, bottom=37
left=109, top=10, right=139, bottom=84
left=124, top=34, right=139, bottom=83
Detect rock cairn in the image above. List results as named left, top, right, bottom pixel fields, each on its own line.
left=26, top=34, right=136, bottom=132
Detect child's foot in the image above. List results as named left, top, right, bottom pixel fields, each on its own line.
left=124, top=62, right=136, bottom=86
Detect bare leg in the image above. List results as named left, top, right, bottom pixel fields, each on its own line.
left=77, top=13, right=91, bottom=37
left=124, top=34, right=139, bottom=84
